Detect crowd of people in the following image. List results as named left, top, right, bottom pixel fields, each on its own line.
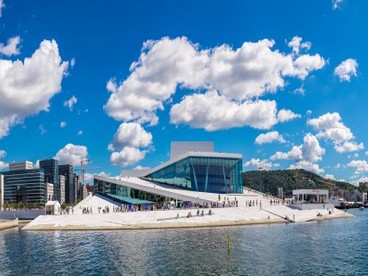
left=70, top=190, right=290, bottom=216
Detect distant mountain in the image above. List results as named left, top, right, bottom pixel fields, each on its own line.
left=243, top=169, right=362, bottom=201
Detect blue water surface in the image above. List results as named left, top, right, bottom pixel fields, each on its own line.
left=0, top=209, right=367, bottom=275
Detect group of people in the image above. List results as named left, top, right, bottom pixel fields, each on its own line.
left=185, top=208, right=214, bottom=218
left=217, top=195, right=239, bottom=208
left=245, top=199, right=262, bottom=207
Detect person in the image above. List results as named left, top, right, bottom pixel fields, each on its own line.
left=201, top=210, right=204, bottom=216
left=176, top=213, right=179, bottom=219
left=208, top=209, right=212, bottom=215
left=187, top=211, right=192, bottom=218
left=197, top=208, right=200, bottom=216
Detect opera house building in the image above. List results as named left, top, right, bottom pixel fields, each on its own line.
left=94, top=142, right=243, bottom=206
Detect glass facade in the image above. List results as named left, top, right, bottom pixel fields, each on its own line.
left=39, top=159, right=60, bottom=202
left=2, top=169, right=46, bottom=206
left=94, top=179, right=172, bottom=204
left=145, top=156, right=243, bottom=194
left=59, top=165, right=75, bottom=204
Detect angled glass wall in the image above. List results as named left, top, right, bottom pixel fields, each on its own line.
left=145, top=156, right=243, bottom=194
left=94, top=179, right=170, bottom=204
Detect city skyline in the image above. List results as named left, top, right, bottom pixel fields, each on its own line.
left=1, top=0, right=368, bottom=184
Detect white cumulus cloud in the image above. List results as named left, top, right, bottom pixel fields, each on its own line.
left=334, top=58, right=358, bottom=82
left=288, top=36, right=311, bottom=55
left=84, top=171, right=109, bottom=184
left=244, top=158, right=279, bottom=170
left=0, top=39, right=68, bottom=138
left=105, top=36, right=325, bottom=129
left=0, top=149, right=7, bottom=170
left=302, top=133, right=325, bottom=163
left=0, top=36, right=21, bottom=56
left=347, top=160, right=368, bottom=175
left=289, top=161, right=324, bottom=174
left=110, top=147, right=146, bottom=167
left=108, top=122, right=152, bottom=151
left=64, top=95, right=77, bottom=111
left=0, top=161, right=8, bottom=170
left=108, top=122, right=152, bottom=167
left=271, top=133, right=324, bottom=163
left=308, top=112, right=363, bottom=153
left=271, top=145, right=303, bottom=161
left=325, top=174, right=335, bottom=180
left=170, top=90, right=278, bottom=131
left=277, top=109, right=301, bottom=123
left=255, top=131, right=286, bottom=145
left=335, top=141, right=364, bottom=153
left=105, top=36, right=325, bottom=166
left=54, top=143, right=88, bottom=165
left=271, top=133, right=325, bottom=174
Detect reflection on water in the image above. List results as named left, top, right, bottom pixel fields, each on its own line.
left=0, top=210, right=367, bottom=275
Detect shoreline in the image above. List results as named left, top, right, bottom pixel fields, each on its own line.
left=0, top=219, right=19, bottom=231
left=22, top=207, right=354, bottom=231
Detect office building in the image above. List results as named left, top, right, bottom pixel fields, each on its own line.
left=59, top=175, right=66, bottom=204
left=9, top=161, right=33, bottom=171
left=59, top=164, right=74, bottom=204
left=2, top=169, right=45, bottom=206
left=45, top=183, right=54, bottom=202
left=73, top=173, right=80, bottom=203
left=0, top=174, right=4, bottom=210
left=39, top=159, right=60, bottom=201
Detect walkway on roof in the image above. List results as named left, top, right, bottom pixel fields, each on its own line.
left=95, top=175, right=226, bottom=204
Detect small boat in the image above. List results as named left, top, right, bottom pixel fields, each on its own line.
left=359, top=206, right=365, bottom=211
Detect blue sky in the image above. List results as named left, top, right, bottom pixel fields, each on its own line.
left=0, top=0, right=368, bottom=184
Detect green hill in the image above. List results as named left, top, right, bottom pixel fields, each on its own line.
left=243, top=169, right=362, bottom=200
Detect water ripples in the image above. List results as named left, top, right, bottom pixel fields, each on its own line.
left=0, top=210, right=367, bottom=275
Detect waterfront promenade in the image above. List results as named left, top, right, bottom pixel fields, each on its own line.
left=22, top=204, right=352, bottom=231
left=21, top=187, right=353, bottom=231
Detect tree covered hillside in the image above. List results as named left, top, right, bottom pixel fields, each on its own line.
left=243, top=169, right=362, bottom=200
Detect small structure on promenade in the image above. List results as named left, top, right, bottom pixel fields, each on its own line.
left=45, top=201, right=61, bottom=215
left=293, top=189, right=329, bottom=203
left=291, top=189, right=334, bottom=210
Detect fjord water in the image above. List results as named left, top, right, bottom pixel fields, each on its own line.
left=0, top=210, right=367, bottom=275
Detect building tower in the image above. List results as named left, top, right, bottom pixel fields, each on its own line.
left=39, top=159, right=60, bottom=202
left=59, top=164, right=74, bottom=204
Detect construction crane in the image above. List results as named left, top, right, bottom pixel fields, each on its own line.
left=75, top=159, right=101, bottom=186
left=79, top=158, right=90, bottom=186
